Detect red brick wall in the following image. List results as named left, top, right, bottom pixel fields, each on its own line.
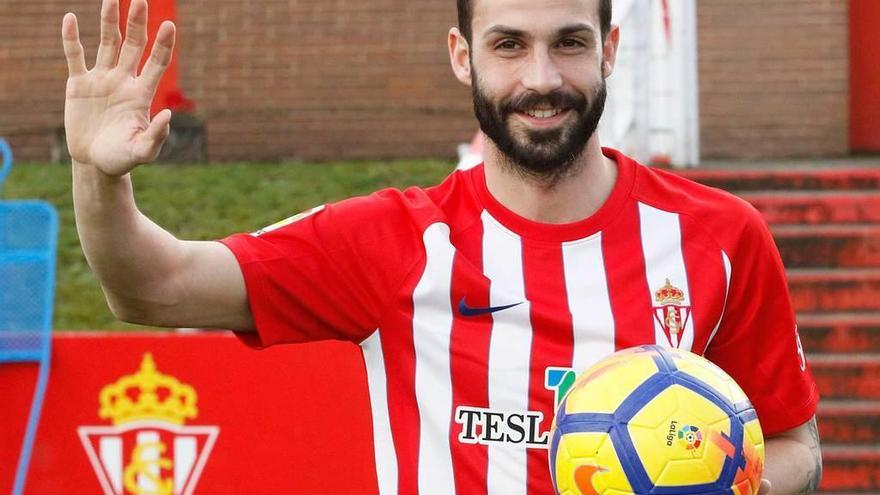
left=0, top=0, right=475, bottom=162
left=178, top=0, right=476, bottom=161
left=0, top=2, right=78, bottom=162
left=0, top=0, right=852, bottom=162
left=697, top=0, right=850, bottom=159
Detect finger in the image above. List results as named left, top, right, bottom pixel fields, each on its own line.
left=133, top=109, right=172, bottom=163
left=95, top=0, right=122, bottom=69
left=758, top=479, right=772, bottom=495
left=140, top=21, right=176, bottom=92
left=62, top=13, right=88, bottom=76
left=117, top=0, right=149, bottom=75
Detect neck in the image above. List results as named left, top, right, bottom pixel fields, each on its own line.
left=482, top=136, right=618, bottom=224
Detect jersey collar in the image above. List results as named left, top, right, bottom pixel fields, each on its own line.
left=469, top=147, right=637, bottom=243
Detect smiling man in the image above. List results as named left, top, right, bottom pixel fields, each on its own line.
left=62, top=0, right=821, bottom=493
left=464, top=2, right=610, bottom=186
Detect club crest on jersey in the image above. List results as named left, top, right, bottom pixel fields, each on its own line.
left=77, top=354, right=219, bottom=495
left=653, top=278, right=691, bottom=349
left=251, top=205, right=325, bottom=237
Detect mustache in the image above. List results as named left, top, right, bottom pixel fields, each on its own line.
left=500, top=90, right=588, bottom=115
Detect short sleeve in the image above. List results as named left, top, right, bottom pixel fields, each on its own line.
left=220, top=191, right=423, bottom=347
left=705, top=208, right=819, bottom=436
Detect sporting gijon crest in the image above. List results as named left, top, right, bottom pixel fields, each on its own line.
left=77, top=354, right=219, bottom=495
left=653, top=278, right=692, bottom=349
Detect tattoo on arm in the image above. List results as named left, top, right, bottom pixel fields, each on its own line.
left=799, top=417, right=823, bottom=494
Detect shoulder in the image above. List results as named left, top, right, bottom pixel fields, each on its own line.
left=324, top=168, right=469, bottom=230
left=309, top=167, right=476, bottom=250
left=632, top=163, right=769, bottom=253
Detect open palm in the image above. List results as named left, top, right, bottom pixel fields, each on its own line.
left=62, top=0, right=175, bottom=176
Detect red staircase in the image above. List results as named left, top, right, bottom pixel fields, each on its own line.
left=680, top=167, right=880, bottom=494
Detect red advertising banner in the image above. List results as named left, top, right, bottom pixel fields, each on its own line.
left=1, top=332, right=379, bottom=494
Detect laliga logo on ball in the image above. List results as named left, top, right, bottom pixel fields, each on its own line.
left=78, top=354, right=219, bottom=495
left=678, top=425, right=703, bottom=450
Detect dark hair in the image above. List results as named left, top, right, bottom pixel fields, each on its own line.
left=457, top=0, right=612, bottom=43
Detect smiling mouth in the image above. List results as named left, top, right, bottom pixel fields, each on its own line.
left=523, top=108, right=564, bottom=118
left=513, top=108, right=572, bottom=126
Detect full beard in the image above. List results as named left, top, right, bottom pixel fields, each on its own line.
left=472, top=70, right=607, bottom=186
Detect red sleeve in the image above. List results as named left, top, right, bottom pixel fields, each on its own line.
left=705, top=206, right=819, bottom=436
left=219, top=190, right=423, bottom=347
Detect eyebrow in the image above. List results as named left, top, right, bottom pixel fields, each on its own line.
left=557, top=23, right=597, bottom=38
left=483, top=25, right=528, bottom=39
left=482, top=23, right=598, bottom=40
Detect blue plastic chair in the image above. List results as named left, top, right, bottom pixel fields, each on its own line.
left=0, top=138, right=58, bottom=495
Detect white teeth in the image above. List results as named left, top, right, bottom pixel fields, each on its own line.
left=526, top=108, right=561, bottom=118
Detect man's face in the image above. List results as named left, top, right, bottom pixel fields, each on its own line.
left=467, top=0, right=609, bottom=182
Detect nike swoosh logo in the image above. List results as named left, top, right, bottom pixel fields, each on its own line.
left=458, top=297, right=523, bottom=317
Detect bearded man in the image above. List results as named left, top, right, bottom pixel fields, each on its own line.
left=61, top=0, right=821, bottom=492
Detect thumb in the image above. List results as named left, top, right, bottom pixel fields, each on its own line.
left=758, top=479, right=771, bottom=495
left=133, top=109, right=172, bottom=163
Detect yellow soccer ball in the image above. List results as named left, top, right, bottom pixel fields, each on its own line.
left=549, top=345, right=764, bottom=495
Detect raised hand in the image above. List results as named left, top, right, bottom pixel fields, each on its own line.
left=62, top=0, right=175, bottom=176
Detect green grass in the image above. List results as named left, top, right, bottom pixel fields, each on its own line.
left=3, top=159, right=456, bottom=330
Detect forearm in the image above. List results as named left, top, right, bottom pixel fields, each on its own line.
left=72, top=160, right=187, bottom=321
left=763, top=417, right=823, bottom=494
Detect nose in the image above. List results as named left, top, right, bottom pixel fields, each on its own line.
left=521, top=48, right=563, bottom=94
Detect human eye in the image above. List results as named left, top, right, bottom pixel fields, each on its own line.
left=495, top=39, right=522, bottom=51
left=557, top=37, right=587, bottom=50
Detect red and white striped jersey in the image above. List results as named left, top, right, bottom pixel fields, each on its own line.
left=221, top=148, right=818, bottom=495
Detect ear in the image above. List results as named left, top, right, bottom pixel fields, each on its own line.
left=449, top=27, right=472, bottom=87
left=601, top=24, right=621, bottom=78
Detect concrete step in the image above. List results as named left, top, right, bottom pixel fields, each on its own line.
left=788, top=269, right=880, bottom=313
left=817, top=400, right=880, bottom=445
left=773, top=224, right=880, bottom=268
left=741, top=191, right=880, bottom=225
left=809, top=353, right=880, bottom=400
left=797, top=312, right=880, bottom=354
left=820, top=444, right=880, bottom=492
left=678, top=168, right=880, bottom=192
